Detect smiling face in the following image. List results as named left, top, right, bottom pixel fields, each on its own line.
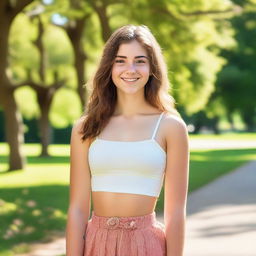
left=111, top=40, right=151, bottom=95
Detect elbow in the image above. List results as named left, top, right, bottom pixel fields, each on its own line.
left=67, top=205, right=89, bottom=220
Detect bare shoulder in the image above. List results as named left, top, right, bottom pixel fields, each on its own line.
left=162, top=112, right=189, bottom=144
left=71, top=115, right=90, bottom=146
left=72, top=115, right=86, bottom=133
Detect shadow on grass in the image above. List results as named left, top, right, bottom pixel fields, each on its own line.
left=0, top=185, right=69, bottom=254
left=0, top=155, right=70, bottom=166
left=0, top=155, right=70, bottom=174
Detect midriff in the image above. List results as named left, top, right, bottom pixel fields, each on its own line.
left=92, top=191, right=158, bottom=217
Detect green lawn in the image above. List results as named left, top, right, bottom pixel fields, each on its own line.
left=0, top=144, right=70, bottom=256
left=189, top=132, right=256, bottom=140
left=0, top=136, right=255, bottom=255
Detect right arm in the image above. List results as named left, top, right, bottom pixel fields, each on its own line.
left=66, top=118, right=92, bottom=256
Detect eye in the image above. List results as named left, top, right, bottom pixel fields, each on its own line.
left=115, top=59, right=124, bottom=63
left=135, top=59, right=147, bottom=64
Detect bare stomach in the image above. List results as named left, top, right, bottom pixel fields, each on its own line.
left=92, top=191, right=158, bottom=217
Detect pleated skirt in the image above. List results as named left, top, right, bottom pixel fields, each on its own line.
left=83, top=211, right=166, bottom=256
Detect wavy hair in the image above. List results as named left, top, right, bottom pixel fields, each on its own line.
left=80, top=24, right=180, bottom=141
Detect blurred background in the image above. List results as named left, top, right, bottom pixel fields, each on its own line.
left=0, top=0, right=255, bottom=255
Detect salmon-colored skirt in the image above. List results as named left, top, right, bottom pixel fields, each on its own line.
left=83, top=211, right=166, bottom=256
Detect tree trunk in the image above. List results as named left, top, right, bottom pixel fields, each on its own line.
left=212, top=116, right=220, bottom=134
left=1, top=87, right=26, bottom=170
left=74, top=40, right=87, bottom=109
left=66, top=17, right=88, bottom=109
left=241, top=109, right=256, bottom=132
left=94, top=4, right=112, bottom=42
left=37, top=88, right=53, bottom=157
left=0, top=15, right=25, bottom=171
left=39, top=103, right=51, bottom=156
left=227, top=111, right=236, bottom=131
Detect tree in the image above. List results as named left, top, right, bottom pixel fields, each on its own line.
left=28, top=16, right=66, bottom=156
left=0, top=0, right=35, bottom=171
left=216, top=3, right=256, bottom=131
left=10, top=9, right=79, bottom=156
left=51, top=0, right=92, bottom=109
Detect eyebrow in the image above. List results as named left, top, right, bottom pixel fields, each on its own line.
left=115, top=55, right=148, bottom=59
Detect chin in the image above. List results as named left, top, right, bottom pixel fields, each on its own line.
left=119, top=87, right=145, bottom=95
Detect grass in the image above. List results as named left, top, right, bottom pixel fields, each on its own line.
left=189, top=132, right=256, bottom=140
left=0, top=134, right=256, bottom=255
left=0, top=144, right=70, bottom=256
left=155, top=147, right=256, bottom=212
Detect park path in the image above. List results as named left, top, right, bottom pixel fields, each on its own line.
left=18, top=140, right=256, bottom=256
left=183, top=159, right=256, bottom=256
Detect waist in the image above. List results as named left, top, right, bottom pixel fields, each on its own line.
left=89, top=210, right=157, bottom=230
left=92, top=191, right=157, bottom=217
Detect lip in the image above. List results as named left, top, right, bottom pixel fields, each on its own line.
left=121, top=78, right=140, bottom=85
left=121, top=77, right=140, bottom=80
left=121, top=78, right=140, bottom=82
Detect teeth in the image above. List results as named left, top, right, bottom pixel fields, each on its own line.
left=122, top=78, right=139, bottom=82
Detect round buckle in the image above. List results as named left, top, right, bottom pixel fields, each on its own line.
left=124, top=220, right=137, bottom=229
left=106, top=217, right=120, bottom=229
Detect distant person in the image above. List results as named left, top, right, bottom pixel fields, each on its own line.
left=66, top=24, right=190, bottom=256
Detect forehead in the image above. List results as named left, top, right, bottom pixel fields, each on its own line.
left=116, top=40, right=148, bottom=57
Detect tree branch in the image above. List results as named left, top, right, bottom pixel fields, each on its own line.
left=9, top=0, right=35, bottom=19
left=153, top=7, right=181, bottom=21
left=154, top=5, right=243, bottom=22
left=179, top=6, right=243, bottom=16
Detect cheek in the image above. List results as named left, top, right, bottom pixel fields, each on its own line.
left=111, top=66, right=123, bottom=78
left=139, top=66, right=150, bottom=76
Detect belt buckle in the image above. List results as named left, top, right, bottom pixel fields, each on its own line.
left=106, top=216, right=120, bottom=229
left=124, top=220, right=137, bottom=230
left=106, top=217, right=137, bottom=230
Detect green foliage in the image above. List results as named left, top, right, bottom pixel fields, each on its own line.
left=44, top=25, right=73, bottom=68
left=123, top=0, right=236, bottom=114
left=9, top=4, right=77, bottom=127
left=7, top=0, right=256, bottom=133
left=9, top=14, right=39, bottom=81
left=14, top=87, right=40, bottom=119
left=50, top=88, right=81, bottom=128
left=83, top=13, right=105, bottom=80
left=216, top=8, right=256, bottom=129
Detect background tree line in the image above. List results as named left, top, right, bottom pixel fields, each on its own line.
left=0, top=0, right=255, bottom=171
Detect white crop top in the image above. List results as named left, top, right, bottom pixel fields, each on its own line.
left=88, top=112, right=166, bottom=197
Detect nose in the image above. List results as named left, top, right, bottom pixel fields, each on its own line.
left=125, top=62, right=136, bottom=73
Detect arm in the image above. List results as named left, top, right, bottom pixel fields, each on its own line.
left=163, top=115, right=190, bottom=256
left=66, top=118, right=92, bottom=256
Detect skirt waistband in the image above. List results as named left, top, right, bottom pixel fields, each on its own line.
left=90, top=211, right=156, bottom=230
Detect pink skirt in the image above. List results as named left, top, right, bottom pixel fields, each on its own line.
left=83, top=211, right=166, bottom=256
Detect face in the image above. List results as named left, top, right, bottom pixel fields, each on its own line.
left=111, top=40, right=151, bottom=95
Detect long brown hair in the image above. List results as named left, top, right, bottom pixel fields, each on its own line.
left=80, top=24, right=180, bottom=141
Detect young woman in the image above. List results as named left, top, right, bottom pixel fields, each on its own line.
left=66, top=24, right=190, bottom=256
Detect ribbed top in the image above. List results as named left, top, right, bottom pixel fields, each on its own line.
left=88, top=112, right=166, bottom=197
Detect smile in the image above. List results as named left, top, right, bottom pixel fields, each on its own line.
left=121, top=78, right=140, bottom=82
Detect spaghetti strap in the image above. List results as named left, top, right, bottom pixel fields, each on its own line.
left=151, top=112, right=165, bottom=140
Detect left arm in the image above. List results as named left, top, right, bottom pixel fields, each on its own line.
left=163, top=115, right=190, bottom=256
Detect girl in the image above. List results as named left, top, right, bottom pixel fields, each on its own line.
left=66, top=24, right=189, bottom=256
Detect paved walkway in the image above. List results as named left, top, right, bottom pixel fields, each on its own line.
left=18, top=160, right=256, bottom=256
left=183, top=160, right=256, bottom=256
